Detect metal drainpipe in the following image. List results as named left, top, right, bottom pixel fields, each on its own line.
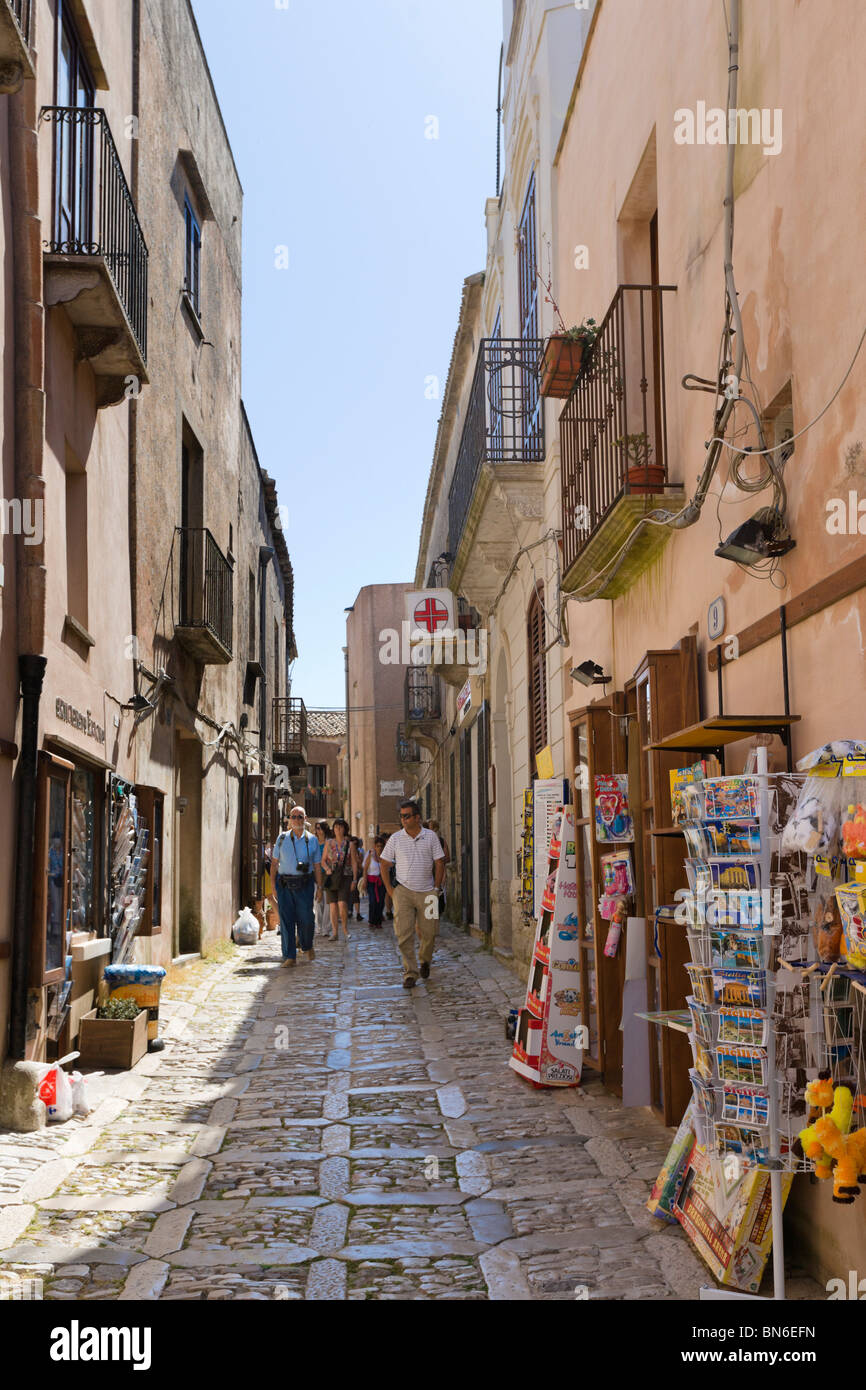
left=8, top=66, right=47, bottom=1059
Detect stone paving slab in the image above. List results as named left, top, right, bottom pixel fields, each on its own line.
left=0, top=923, right=821, bottom=1301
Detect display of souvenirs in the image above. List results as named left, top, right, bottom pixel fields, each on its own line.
left=703, top=776, right=759, bottom=821
left=835, top=882, right=866, bottom=970
left=593, top=774, right=634, bottom=843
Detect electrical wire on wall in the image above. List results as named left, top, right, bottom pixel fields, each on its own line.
left=557, top=0, right=862, bottom=611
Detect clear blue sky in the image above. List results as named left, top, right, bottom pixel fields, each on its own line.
left=191, top=0, right=502, bottom=708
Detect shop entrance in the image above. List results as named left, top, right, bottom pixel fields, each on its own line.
left=174, top=733, right=202, bottom=957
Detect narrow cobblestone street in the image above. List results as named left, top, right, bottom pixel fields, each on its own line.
left=0, top=922, right=726, bottom=1302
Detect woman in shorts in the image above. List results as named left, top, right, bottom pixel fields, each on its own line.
left=321, top=817, right=358, bottom=941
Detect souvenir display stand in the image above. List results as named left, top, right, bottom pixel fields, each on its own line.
left=645, top=718, right=802, bottom=1300
left=510, top=805, right=583, bottom=1088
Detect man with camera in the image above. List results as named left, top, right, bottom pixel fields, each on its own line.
left=272, top=809, right=323, bottom=967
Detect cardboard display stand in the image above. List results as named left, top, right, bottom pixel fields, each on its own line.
left=511, top=804, right=584, bottom=1087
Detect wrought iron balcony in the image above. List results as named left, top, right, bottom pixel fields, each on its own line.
left=274, top=698, right=308, bottom=769
left=447, top=337, right=545, bottom=566
left=405, top=667, right=442, bottom=723
left=396, top=724, right=421, bottom=764
left=0, top=0, right=34, bottom=92
left=175, top=528, right=233, bottom=664
left=560, top=284, right=685, bottom=599
left=42, top=106, right=149, bottom=407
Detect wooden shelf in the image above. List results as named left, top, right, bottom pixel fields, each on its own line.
left=646, top=714, right=800, bottom=754
left=652, top=826, right=686, bottom=838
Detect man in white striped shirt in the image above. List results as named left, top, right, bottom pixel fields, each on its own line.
left=380, top=800, right=446, bottom=989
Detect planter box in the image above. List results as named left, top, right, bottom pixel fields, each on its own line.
left=78, top=1007, right=148, bottom=1070
left=539, top=335, right=586, bottom=398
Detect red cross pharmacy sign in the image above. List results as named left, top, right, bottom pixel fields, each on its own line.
left=413, top=597, right=450, bottom=634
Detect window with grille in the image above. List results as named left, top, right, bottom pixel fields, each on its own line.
left=527, top=583, right=548, bottom=770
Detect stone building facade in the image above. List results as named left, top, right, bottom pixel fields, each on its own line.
left=346, top=583, right=415, bottom=841
left=0, top=0, right=296, bottom=1084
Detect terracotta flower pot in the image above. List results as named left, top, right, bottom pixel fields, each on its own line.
left=627, top=463, right=666, bottom=495
left=539, top=335, right=586, bottom=398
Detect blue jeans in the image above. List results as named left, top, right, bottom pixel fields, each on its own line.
left=275, top=877, right=316, bottom=959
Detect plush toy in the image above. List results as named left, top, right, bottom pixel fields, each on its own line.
left=798, top=1082, right=864, bottom=1203
left=781, top=795, right=837, bottom=855
left=813, top=895, right=844, bottom=963
left=842, top=804, right=866, bottom=859
left=804, top=1070, right=836, bottom=1116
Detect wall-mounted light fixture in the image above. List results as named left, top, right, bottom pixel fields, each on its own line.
left=570, top=660, right=611, bottom=688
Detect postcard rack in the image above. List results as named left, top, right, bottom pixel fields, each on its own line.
left=674, top=745, right=814, bottom=1301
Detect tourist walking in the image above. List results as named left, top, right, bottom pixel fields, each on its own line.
left=350, top=836, right=365, bottom=922
left=321, top=817, right=358, bottom=941
left=379, top=800, right=445, bottom=989
left=362, top=836, right=387, bottom=928
left=272, top=809, right=323, bottom=967
left=314, top=821, right=333, bottom=937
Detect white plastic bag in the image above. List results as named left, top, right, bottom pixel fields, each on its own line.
left=232, top=906, right=260, bottom=945
left=71, top=1070, right=100, bottom=1117
left=37, top=1063, right=73, bottom=1123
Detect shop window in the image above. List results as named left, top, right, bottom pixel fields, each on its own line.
left=527, top=583, right=548, bottom=770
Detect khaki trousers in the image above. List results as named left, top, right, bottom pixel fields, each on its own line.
left=392, top=885, right=439, bottom=978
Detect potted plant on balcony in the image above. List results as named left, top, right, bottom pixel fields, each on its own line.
left=615, top=433, right=666, bottom=495
left=539, top=318, right=599, bottom=398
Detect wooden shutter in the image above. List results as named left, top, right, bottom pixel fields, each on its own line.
left=527, top=584, right=548, bottom=770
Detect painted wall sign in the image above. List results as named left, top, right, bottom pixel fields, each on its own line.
left=55, top=699, right=105, bottom=746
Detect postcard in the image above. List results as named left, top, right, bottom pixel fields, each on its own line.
left=716, top=1045, right=768, bottom=1087
left=703, top=776, right=759, bottom=820
left=713, top=968, right=767, bottom=1009
left=709, top=927, right=765, bottom=971
left=718, top=1006, right=769, bottom=1048
left=704, top=820, right=761, bottom=855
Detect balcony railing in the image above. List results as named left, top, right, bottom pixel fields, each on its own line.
left=274, top=698, right=309, bottom=767
left=9, top=0, right=30, bottom=39
left=396, top=724, right=421, bottom=764
left=448, top=337, right=545, bottom=558
left=42, top=106, right=148, bottom=363
left=405, top=667, right=442, bottom=723
left=176, top=528, right=233, bottom=663
left=560, top=284, right=675, bottom=576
